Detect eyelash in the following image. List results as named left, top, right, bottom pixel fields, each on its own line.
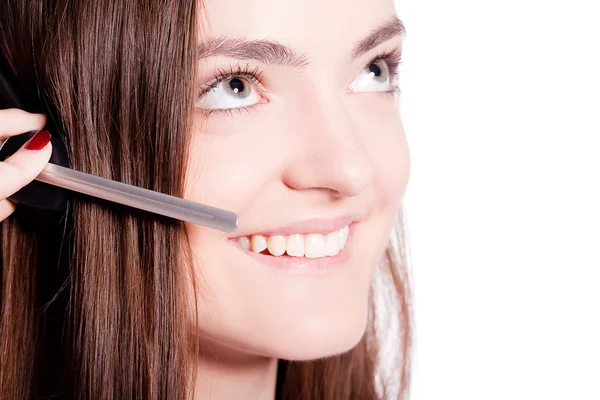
left=198, top=48, right=403, bottom=117
left=371, top=47, right=403, bottom=95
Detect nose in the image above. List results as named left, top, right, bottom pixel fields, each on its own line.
left=281, top=99, right=374, bottom=198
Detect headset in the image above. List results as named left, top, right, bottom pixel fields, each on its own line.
left=0, top=55, right=70, bottom=227
left=0, top=54, right=238, bottom=232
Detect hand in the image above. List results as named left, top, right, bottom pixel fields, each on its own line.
left=0, top=109, right=52, bottom=221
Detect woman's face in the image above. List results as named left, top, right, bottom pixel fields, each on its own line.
left=184, top=0, right=409, bottom=361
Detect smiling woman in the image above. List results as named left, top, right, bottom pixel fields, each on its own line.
left=0, top=0, right=411, bottom=399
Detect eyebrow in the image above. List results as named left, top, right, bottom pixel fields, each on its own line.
left=196, top=37, right=310, bottom=68
left=351, top=17, right=405, bottom=59
left=196, top=17, right=405, bottom=67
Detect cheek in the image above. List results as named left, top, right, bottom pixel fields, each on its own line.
left=357, top=100, right=410, bottom=211
left=184, top=114, right=273, bottom=213
left=373, top=124, right=410, bottom=208
left=354, top=104, right=409, bottom=258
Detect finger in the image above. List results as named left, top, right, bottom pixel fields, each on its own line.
left=0, top=198, right=16, bottom=221
left=0, top=109, right=47, bottom=138
left=0, top=130, right=52, bottom=199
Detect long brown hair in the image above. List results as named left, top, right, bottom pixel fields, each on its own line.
left=0, top=1, right=411, bottom=399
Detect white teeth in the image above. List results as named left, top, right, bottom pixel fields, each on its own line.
left=240, top=225, right=350, bottom=258
left=250, top=235, right=267, bottom=253
left=286, top=234, right=305, bottom=257
left=267, top=235, right=287, bottom=256
left=238, top=236, right=250, bottom=250
left=340, top=225, right=349, bottom=248
left=324, top=231, right=341, bottom=256
left=304, top=234, right=326, bottom=259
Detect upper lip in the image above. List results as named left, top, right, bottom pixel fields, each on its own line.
left=228, top=213, right=362, bottom=238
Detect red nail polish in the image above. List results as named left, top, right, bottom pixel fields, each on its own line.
left=25, top=130, right=52, bottom=151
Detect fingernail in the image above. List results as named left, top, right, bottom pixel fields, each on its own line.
left=25, top=130, right=52, bottom=151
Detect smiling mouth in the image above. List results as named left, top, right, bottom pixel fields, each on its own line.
left=235, top=225, right=350, bottom=259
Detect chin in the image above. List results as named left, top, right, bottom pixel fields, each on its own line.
left=193, top=283, right=373, bottom=363
left=266, top=301, right=370, bottom=361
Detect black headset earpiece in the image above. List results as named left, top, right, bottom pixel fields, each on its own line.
left=1, top=54, right=240, bottom=232
left=0, top=54, right=70, bottom=226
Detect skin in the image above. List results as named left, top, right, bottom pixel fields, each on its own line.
left=184, top=0, right=410, bottom=398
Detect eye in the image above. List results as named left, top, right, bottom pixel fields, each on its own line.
left=196, top=76, right=262, bottom=110
left=348, top=60, right=392, bottom=93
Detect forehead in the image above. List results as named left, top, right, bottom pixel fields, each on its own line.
left=200, top=0, right=398, bottom=59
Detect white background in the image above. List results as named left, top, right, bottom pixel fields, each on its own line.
left=395, top=0, right=600, bottom=399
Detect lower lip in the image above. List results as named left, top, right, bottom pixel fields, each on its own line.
left=229, top=223, right=357, bottom=273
